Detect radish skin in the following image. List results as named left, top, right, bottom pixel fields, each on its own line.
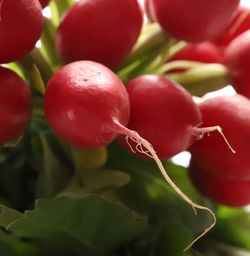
left=0, top=67, right=32, bottom=144
left=56, top=0, right=143, bottom=69
left=189, top=159, right=250, bottom=207
left=152, top=0, right=240, bottom=42
left=190, top=95, right=250, bottom=180
left=0, top=0, right=44, bottom=63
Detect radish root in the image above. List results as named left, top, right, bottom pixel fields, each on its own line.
left=190, top=125, right=236, bottom=154
left=114, top=122, right=216, bottom=252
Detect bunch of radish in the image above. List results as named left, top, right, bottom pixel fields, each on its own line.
left=3, top=0, right=250, bottom=252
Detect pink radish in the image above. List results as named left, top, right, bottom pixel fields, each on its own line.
left=56, top=0, right=143, bottom=69
left=0, top=0, right=44, bottom=63
left=0, top=67, right=32, bottom=144
left=190, top=94, right=250, bottom=180
left=151, top=0, right=240, bottom=42
left=44, top=61, right=217, bottom=250
left=189, top=159, right=250, bottom=207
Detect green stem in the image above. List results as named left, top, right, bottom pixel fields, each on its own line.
left=118, top=41, right=168, bottom=82
left=166, top=64, right=231, bottom=96
left=155, top=60, right=202, bottom=75
left=117, top=23, right=170, bottom=70
left=41, top=18, right=61, bottom=68
left=54, top=0, right=75, bottom=17
left=29, top=64, right=46, bottom=95
left=17, top=48, right=53, bottom=83
left=163, top=41, right=188, bottom=62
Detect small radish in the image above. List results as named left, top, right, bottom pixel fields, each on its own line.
left=214, top=5, right=250, bottom=48
left=224, top=30, right=250, bottom=75
left=0, top=0, right=44, bottom=63
left=119, top=75, right=202, bottom=160
left=151, top=0, right=240, bottom=42
left=189, top=159, right=250, bottom=207
left=169, top=42, right=223, bottom=65
left=119, top=75, right=231, bottom=161
left=56, top=0, right=143, bottom=69
left=190, top=94, right=250, bottom=180
left=0, top=67, right=32, bottom=144
left=39, top=0, right=50, bottom=8
left=224, top=30, right=250, bottom=97
left=44, top=61, right=216, bottom=250
left=44, top=61, right=130, bottom=149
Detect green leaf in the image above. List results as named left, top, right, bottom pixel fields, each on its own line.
left=211, top=207, right=250, bottom=250
left=29, top=133, right=72, bottom=199
left=107, top=143, right=211, bottom=234
left=57, top=169, right=130, bottom=198
left=0, top=205, right=23, bottom=228
left=155, top=222, right=193, bottom=256
left=9, top=195, right=148, bottom=255
left=0, top=228, right=37, bottom=256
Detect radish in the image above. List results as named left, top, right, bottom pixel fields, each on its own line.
left=151, top=0, right=240, bottom=42
left=230, top=70, right=250, bottom=99
left=56, top=0, right=143, bottom=69
left=39, top=0, right=50, bottom=8
left=225, top=30, right=250, bottom=75
left=169, top=42, right=223, bottom=65
left=224, top=30, right=250, bottom=98
left=0, top=67, right=32, bottom=144
left=190, top=94, right=250, bottom=181
left=119, top=75, right=203, bottom=160
left=189, top=159, right=250, bottom=207
left=214, top=5, right=250, bottom=48
left=0, top=0, right=44, bottom=64
left=44, top=61, right=130, bottom=149
left=44, top=61, right=217, bottom=250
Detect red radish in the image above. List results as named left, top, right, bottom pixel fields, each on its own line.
left=151, top=0, right=240, bottom=42
left=119, top=75, right=202, bottom=160
left=224, top=30, right=250, bottom=97
left=169, top=42, right=223, bottom=65
left=39, top=0, right=50, bottom=8
left=231, top=70, right=250, bottom=98
left=225, top=30, right=250, bottom=75
left=56, top=0, right=143, bottom=69
left=0, top=67, right=32, bottom=144
left=190, top=94, right=250, bottom=180
left=214, top=5, right=250, bottom=48
left=189, top=160, right=250, bottom=207
left=44, top=61, right=130, bottom=149
left=0, top=0, right=44, bottom=64
left=44, top=61, right=216, bottom=249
